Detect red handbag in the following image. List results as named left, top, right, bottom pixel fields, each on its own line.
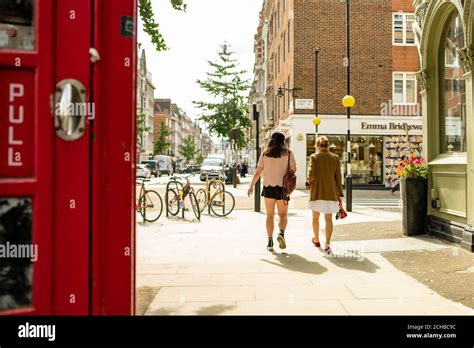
left=336, top=198, right=347, bottom=220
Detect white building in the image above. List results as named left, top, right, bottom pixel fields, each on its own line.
left=137, top=49, right=155, bottom=161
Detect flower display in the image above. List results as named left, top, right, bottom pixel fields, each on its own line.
left=396, top=155, right=428, bottom=179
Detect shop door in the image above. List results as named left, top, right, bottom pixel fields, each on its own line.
left=0, top=0, right=92, bottom=315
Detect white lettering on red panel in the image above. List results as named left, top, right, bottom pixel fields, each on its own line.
left=8, top=83, right=24, bottom=166
left=0, top=71, right=34, bottom=177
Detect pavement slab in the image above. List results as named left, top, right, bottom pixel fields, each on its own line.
left=138, top=209, right=473, bottom=315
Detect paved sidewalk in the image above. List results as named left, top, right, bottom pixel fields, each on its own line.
left=137, top=209, right=473, bottom=315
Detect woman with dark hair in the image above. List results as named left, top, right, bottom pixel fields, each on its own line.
left=248, top=132, right=296, bottom=251
left=306, top=136, right=343, bottom=255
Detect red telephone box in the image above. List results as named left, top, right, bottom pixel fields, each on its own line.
left=0, top=0, right=137, bottom=315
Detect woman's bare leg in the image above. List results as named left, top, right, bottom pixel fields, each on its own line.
left=312, top=211, right=321, bottom=242
left=276, top=199, right=289, bottom=233
left=264, top=198, right=277, bottom=237
left=324, top=213, right=334, bottom=246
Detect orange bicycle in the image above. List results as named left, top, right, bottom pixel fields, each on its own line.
left=136, top=180, right=163, bottom=222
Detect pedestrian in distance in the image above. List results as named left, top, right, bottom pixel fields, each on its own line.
left=248, top=132, right=297, bottom=252
left=306, top=136, right=343, bottom=255
left=240, top=161, right=248, bottom=178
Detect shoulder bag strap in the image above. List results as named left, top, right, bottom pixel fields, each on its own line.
left=287, top=150, right=291, bottom=171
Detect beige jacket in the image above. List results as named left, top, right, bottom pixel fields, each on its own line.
left=307, top=150, right=343, bottom=202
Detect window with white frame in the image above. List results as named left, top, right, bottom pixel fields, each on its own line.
left=393, top=13, right=415, bottom=45
left=393, top=73, right=417, bottom=104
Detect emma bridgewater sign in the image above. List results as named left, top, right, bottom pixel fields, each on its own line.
left=360, top=122, right=422, bottom=132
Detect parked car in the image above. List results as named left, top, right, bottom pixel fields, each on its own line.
left=200, top=158, right=225, bottom=181
left=206, top=154, right=226, bottom=164
left=180, top=164, right=201, bottom=174
left=136, top=164, right=151, bottom=179
left=141, top=160, right=160, bottom=177
left=153, top=155, right=174, bottom=176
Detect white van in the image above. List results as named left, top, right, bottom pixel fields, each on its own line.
left=153, top=155, right=174, bottom=176
left=206, top=154, right=226, bottom=164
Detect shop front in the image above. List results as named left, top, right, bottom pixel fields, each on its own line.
left=277, top=115, right=423, bottom=190
left=414, top=0, right=473, bottom=251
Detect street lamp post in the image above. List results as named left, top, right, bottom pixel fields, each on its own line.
left=313, top=48, right=321, bottom=140
left=253, top=104, right=261, bottom=212
left=344, top=0, right=353, bottom=212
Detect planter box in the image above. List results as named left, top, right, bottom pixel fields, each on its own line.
left=400, top=177, right=428, bottom=236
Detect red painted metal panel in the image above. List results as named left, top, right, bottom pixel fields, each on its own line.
left=0, top=0, right=54, bottom=315
left=1, top=0, right=137, bottom=316
left=91, top=0, right=137, bottom=315
left=53, top=0, right=91, bottom=315
left=0, top=70, right=35, bottom=177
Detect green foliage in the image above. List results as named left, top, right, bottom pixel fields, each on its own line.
left=153, top=121, right=173, bottom=155
left=196, top=153, right=205, bottom=164
left=139, top=0, right=186, bottom=52
left=137, top=112, right=150, bottom=148
left=179, top=135, right=198, bottom=162
left=193, top=43, right=251, bottom=149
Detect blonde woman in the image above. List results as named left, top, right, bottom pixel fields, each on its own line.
left=306, top=136, right=343, bottom=255
left=248, top=132, right=296, bottom=251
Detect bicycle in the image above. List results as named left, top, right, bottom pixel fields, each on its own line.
left=195, top=173, right=235, bottom=217
left=166, top=174, right=201, bottom=220
left=136, top=180, right=163, bottom=222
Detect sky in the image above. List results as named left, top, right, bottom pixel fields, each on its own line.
left=137, top=0, right=263, bottom=125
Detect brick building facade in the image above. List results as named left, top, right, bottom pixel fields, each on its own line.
left=250, top=0, right=422, bottom=189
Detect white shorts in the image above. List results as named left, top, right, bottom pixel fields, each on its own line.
left=309, top=200, right=339, bottom=214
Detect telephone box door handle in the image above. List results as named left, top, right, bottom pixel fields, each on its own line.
left=54, top=79, right=87, bottom=141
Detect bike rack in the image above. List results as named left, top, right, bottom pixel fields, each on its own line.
left=165, top=179, right=184, bottom=218
left=165, top=180, right=188, bottom=219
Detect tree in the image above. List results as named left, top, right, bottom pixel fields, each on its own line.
left=196, top=153, right=205, bottom=165
left=137, top=112, right=150, bottom=152
left=139, top=0, right=186, bottom=52
left=179, top=136, right=197, bottom=162
left=153, top=121, right=173, bottom=155
left=193, top=43, right=251, bottom=149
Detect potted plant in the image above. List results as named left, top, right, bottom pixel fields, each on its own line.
left=397, top=156, right=429, bottom=236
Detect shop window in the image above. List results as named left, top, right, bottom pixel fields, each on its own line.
left=384, top=135, right=423, bottom=188
left=0, top=0, right=35, bottom=51
left=393, top=13, right=415, bottom=45
left=440, top=11, right=466, bottom=153
left=350, top=136, right=384, bottom=185
left=306, top=135, right=385, bottom=185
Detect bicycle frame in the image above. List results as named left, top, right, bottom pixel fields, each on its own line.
left=201, top=174, right=226, bottom=214
left=165, top=174, right=194, bottom=219
left=135, top=180, right=149, bottom=220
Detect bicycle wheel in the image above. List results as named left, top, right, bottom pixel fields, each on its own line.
left=195, top=189, right=208, bottom=213
left=210, top=190, right=235, bottom=217
left=188, top=191, right=201, bottom=220
left=143, top=190, right=163, bottom=222
left=166, top=189, right=180, bottom=216
left=137, top=195, right=146, bottom=222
